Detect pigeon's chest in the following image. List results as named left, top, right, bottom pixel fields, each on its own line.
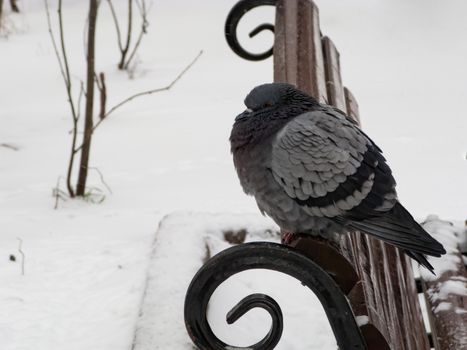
left=233, top=140, right=274, bottom=195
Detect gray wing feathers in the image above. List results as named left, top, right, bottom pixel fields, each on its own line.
left=270, top=111, right=371, bottom=216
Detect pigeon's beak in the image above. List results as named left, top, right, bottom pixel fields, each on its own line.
left=235, top=108, right=253, bottom=121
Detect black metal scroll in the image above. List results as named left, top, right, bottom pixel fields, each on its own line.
left=225, top=0, right=276, bottom=61
left=184, top=242, right=366, bottom=349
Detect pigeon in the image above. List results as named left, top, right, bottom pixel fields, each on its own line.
left=230, top=83, right=446, bottom=272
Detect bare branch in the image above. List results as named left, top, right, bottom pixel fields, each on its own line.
left=94, top=73, right=107, bottom=120
left=0, top=143, right=19, bottom=151
left=89, top=167, right=112, bottom=194
left=53, top=177, right=60, bottom=209
left=58, top=1, right=74, bottom=100
left=0, top=0, right=5, bottom=30
left=74, top=50, right=203, bottom=153
left=44, top=0, right=68, bottom=86
left=124, top=0, right=133, bottom=53
left=123, top=0, right=148, bottom=70
left=10, top=0, right=19, bottom=13
left=94, top=72, right=101, bottom=90
left=105, top=50, right=203, bottom=119
left=76, top=80, right=85, bottom=121
left=66, top=115, right=78, bottom=197
left=117, top=0, right=133, bottom=69
left=76, top=0, right=99, bottom=196
left=17, top=238, right=25, bottom=276
left=53, top=176, right=67, bottom=209
left=45, top=0, right=79, bottom=197
left=97, top=72, right=107, bottom=119
left=106, top=0, right=123, bottom=51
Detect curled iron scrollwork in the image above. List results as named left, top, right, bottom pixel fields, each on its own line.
left=225, top=0, right=276, bottom=61
left=184, top=242, right=366, bottom=349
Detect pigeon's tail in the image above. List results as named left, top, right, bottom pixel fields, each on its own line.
left=347, top=202, right=446, bottom=273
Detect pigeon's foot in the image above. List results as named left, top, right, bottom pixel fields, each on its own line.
left=281, top=231, right=296, bottom=245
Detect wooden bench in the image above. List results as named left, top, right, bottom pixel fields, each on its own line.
left=221, top=1, right=467, bottom=348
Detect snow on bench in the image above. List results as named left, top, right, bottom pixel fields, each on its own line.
left=131, top=212, right=339, bottom=350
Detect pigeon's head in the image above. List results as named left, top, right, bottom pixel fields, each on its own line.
left=236, top=83, right=318, bottom=122
left=230, top=83, right=319, bottom=150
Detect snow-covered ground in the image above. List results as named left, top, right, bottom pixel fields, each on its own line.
left=1, top=0, right=466, bottom=349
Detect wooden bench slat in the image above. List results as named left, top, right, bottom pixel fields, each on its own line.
left=322, top=36, right=347, bottom=112
left=274, top=0, right=327, bottom=103
left=344, top=87, right=361, bottom=124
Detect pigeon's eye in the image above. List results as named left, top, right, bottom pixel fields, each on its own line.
left=263, top=101, right=273, bottom=108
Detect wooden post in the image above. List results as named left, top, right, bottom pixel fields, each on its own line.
left=273, top=1, right=431, bottom=349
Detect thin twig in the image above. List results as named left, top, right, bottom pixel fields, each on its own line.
left=44, top=0, right=67, bottom=86
left=124, top=0, right=148, bottom=70
left=122, top=0, right=133, bottom=63
left=89, top=167, right=112, bottom=194
left=17, top=238, right=25, bottom=276
left=105, top=50, right=203, bottom=119
left=107, top=0, right=123, bottom=51
left=45, top=0, right=79, bottom=197
left=98, top=72, right=107, bottom=119
left=74, top=50, right=203, bottom=153
left=10, top=0, right=19, bottom=13
left=94, top=72, right=101, bottom=90
left=76, top=80, right=85, bottom=121
left=54, top=176, right=61, bottom=209
left=58, top=0, right=75, bottom=114
left=0, top=0, right=4, bottom=30
left=0, top=143, right=19, bottom=151
left=53, top=176, right=65, bottom=209
left=112, top=0, right=133, bottom=69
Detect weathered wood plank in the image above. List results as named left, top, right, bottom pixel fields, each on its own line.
left=274, top=0, right=327, bottom=103
left=386, top=245, right=412, bottom=349
left=354, top=235, right=392, bottom=348
left=322, top=36, right=347, bottom=112
left=400, top=254, right=432, bottom=350
left=344, top=87, right=361, bottom=124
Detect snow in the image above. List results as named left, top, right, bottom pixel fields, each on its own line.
left=432, top=279, right=467, bottom=301
left=355, top=315, right=369, bottom=327
left=0, top=208, right=157, bottom=350
left=419, top=217, right=467, bottom=325
left=1, top=0, right=466, bottom=349
left=132, top=212, right=336, bottom=350
left=420, top=216, right=466, bottom=280
left=433, top=302, right=452, bottom=313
